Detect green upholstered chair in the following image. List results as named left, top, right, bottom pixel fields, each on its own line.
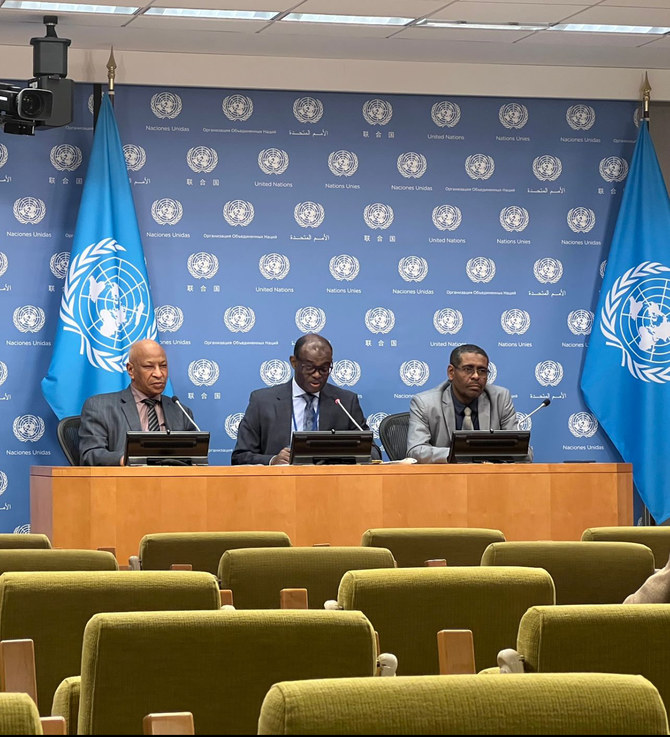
left=258, top=672, right=669, bottom=735
left=582, top=526, right=670, bottom=568
left=361, top=527, right=506, bottom=567
left=218, top=546, right=396, bottom=609
left=137, top=531, right=291, bottom=574
left=0, top=534, right=51, bottom=550
left=0, top=691, right=45, bottom=735
left=336, top=565, right=555, bottom=674
left=66, top=608, right=377, bottom=735
left=0, top=570, right=220, bottom=721
left=481, top=540, right=655, bottom=604
left=0, top=549, right=117, bottom=574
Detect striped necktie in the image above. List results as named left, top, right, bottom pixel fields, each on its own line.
left=143, top=398, right=161, bottom=432
left=303, top=394, right=317, bottom=431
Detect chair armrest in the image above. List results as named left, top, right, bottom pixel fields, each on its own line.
left=143, top=712, right=194, bottom=735
left=437, top=629, right=476, bottom=674
left=0, top=639, right=37, bottom=704
left=40, top=716, right=66, bottom=735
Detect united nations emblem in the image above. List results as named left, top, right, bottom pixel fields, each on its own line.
left=532, top=155, right=562, bottom=182
left=501, top=309, right=531, bottom=335
left=151, top=92, right=182, bottom=119
left=600, top=260, right=607, bottom=279
left=188, top=359, right=220, bottom=387
left=599, top=156, right=628, bottom=183
left=633, top=106, right=642, bottom=128
left=223, top=200, right=254, bottom=227
left=397, top=152, right=427, bottom=179
left=49, top=252, right=69, bottom=279
left=13, top=305, right=45, bottom=333
left=222, top=94, right=253, bottom=121
left=363, top=203, right=394, bottom=230
left=328, top=150, right=358, bottom=177
left=294, top=201, right=325, bottom=228
left=260, top=359, right=292, bottom=386
left=13, top=414, right=45, bottom=442
left=487, top=361, right=497, bottom=384
left=398, top=256, right=428, bottom=283
left=258, top=148, right=289, bottom=175
left=329, top=254, right=360, bottom=281
left=295, top=306, right=326, bottom=333
left=535, top=360, right=564, bottom=387
left=154, top=305, right=184, bottom=333
left=466, top=257, right=496, bottom=283
left=187, top=146, right=218, bottom=174
left=331, top=359, right=361, bottom=387
left=259, top=253, right=290, bottom=280
left=400, top=360, right=430, bottom=387
left=568, top=412, right=598, bottom=438
left=599, top=261, right=670, bottom=382
left=566, top=104, right=596, bottom=130
left=0, top=143, right=7, bottom=168
left=224, top=305, right=256, bottom=333
left=500, top=205, right=529, bottom=232
left=567, top=207, right=596, bottom=233
left=13, top=524, right=31, bottom=534
left=13, top=197, right=46, bottom=225
left=533, top=258, right=563, bottom=284
left=431, top=101, right=461, bottom=128
left=123, top=144, right=147, bottom=172
left=0, top=471, right=7, bottom=496
left=432, top=205, right=462, bottom=231
left=225, top=413, right=245, bottom=440
left=362, top=98, right=393, bottom=126
left=365, top=307, right=395, bottom=334
left=433, top=308, right=463, bottom=335
left=499, top=103, right=528, bottom=129
left=293, top=96, right=324, bottom=123
left=366, top=412, right=387, bottom=439
left=465, top=154, right=495, bottom=180
left=87, top=94, right=94, bottom=115
left=151, top=198, right=183, bottom=226
left=516, top=412, right=532, bottom=432
left=0, top=252, right=7, bottom=277
left=0, top=361, right=7, bottom=386
left=50, top=144, right=83, bottom=172
left=567, top=309, right=594, bottom=336
left=187, top=252, right=219, bottom=279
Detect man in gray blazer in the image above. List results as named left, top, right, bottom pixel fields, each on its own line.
left=407, top=343, right=524, bottom=463
left=79, top=339, right=196, bottom=466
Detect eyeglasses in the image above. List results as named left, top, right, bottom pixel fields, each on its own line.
left=298, top=361, right=333, bottom=376
left=454, top=365, right=489, bottom=377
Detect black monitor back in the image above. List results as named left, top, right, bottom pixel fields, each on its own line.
left=447, top=430, right=530, bottom=464
left=124, top=431, right=210, bottom=466
left=290, top=430, right=373, bottom=465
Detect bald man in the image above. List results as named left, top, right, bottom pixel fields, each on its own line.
left=78, top=339, right=196, bottom=466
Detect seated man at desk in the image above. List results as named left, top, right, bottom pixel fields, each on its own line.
left=79, top=339, right=196, bottom=466
left=232, top=333, right=379, bottom=465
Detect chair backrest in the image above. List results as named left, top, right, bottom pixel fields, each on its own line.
left=0, top=570, right=220, bottom=716
left=337, top=566, right=555, bottom=674
left=139, top=531, right=291, bottom=574
left=361, top=527, right=505, bottom=567
left=582, top=526, right=670, bottom=568
left=0, top=549, right=118, bottom=574
left=378, top=412, right=410, bottom=461
left=75, top=609, right=376, bottom=735
left=258, top=672, right=669, bottom=735
left=0, top=534, right=51, bottom=550
left=218, top=546, right=396, bottom=609
left=57, top=415, right=81, bottom=466
left=0, top=691, right=43, bottom=735
left=517, top=603, right=670, bottom=711
left=481, top=540, right=655, bottom=604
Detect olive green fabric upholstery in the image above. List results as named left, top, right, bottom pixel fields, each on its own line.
left=0, top=549, right=117, bottom=573
left=218, top=546, right=396, bottom=609
left=481, top=540, right=655, bottom=604
left=51, top=677, right=80, bottom=736
left=582, top=526, right=670, bottom=568
left=337, top=566, right=555, bottom=674
left=139, top=531, right=292, bottom=574
left=0, top=570, right=220, bottom=717
left=361, top=527, right=505, bottom=567
left=0, top=534, right=51, bottom=550
left=0, top=692, right=43, bottom=735
left=76, top=609, right=377, bottom=735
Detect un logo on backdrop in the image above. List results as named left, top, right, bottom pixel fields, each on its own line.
left=365, top=307, right=395, bottom=334
left=535, top=360, right=564, bottom=387
left=260, top=359, right=291, bottom=386
left=13, top=305, right=45, bottom=333
left=295, top=307, right=326, bottom=333
left=258, top=148, right=289, bottom=175
left=398, top=256, right=428, bottom=282
left=501, top=309, right=531, bottom=335
left=466, top=257, right=496, bottom=283
left=13, top=415, right=45, bottom=442
left=363, top=99, right=392, bottom=125
left=532, top=155, right=562, bottom=181
left=533, top=258, right=563, bottom=284
left=400, top=360, right=430, bottom=387
left=397, top=152, right=427, bottom=179
left=223, top=200, right=254, bottom=226
left=224, top=306, right=256, bottom=333
left=331, top=359, right=361, bottom=387
left=500, top=206, right=529, bottom=232
left=50, top=144, right=82, bottom=171
left=567, top=207, right=596, bottom=233
left=123, top=144, right=146, bottom=171
left=567, top=309, right=594, bottom=335
left=487, top=361, right=497, bottom=384
left=433, top=308, right=463, bottom=335
left=516, top=411, right=532, bottom=432
left=151, top=92, right=182, bottom=119
left=431, top=101, right=461, bottom=128
left=155, top=305, right=184, bottom=333
left=294, top=202, right=325, bottom=228
left=367, top=412, right=387, bottom=439
left=363, top=203, right=394, bottom=229
left=432, top=205, right=462, bottom=231
left=187, top=252, right=219, bottom=279
left=188, top=359, right=219, bottom=387
left=293, top=96, right=324, bottom=123
left=0, top=252, right=7, bottom=276
left=187, top=146, right=218, bottom=173
left=499, top=103, right=528, bottom=129
left=329, top=254, right=360, bottom=281
left=568, top=412, right=598, bottom=438
left=0, top=471, right=7, bottom=495
left=225, top=413, right=245, bottom=440
left=566, top=104, right=595, bottom=130
left=13, top=197, right=46, bottom=225
left=0, top=361, right=7, bottom=385
left=151, top=198, right=183, bottom=225
left=465, top=154, right=495, bottom=180
left=328, top=150, right=358, bottom=177
left=259, top=253, right=290, bottom=280
left=49, top=252, right=70, bottom=279
left=599, top=156, right=628, bottom=183
left=0, top=143, right=7, bottom=168
left=600, top=260, right=607, bottom=279
left=14, top=524, right=31, bottom=534
left=222, top=94, right=253, bottom=121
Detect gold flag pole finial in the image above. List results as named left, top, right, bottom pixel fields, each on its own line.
left=642, top=71, right=651, bottom=121
left=107, top=47, right=117, bottom=98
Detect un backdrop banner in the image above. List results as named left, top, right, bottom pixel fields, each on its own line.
left=0, top=84, right=641, bottom=531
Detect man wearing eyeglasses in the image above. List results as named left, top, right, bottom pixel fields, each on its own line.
left=232, top=333, right=378, bottom=465
left=407, top=343, right=521, bottom=463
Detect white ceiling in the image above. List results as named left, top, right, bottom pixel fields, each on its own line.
left=1, top=0, right=670, bottom=70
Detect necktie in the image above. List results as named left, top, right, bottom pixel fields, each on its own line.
left=303, top=394, right=317, bottom=431
left=462, top=407, right=474, bottom=431
left=143, top=398, right=161, bottom=432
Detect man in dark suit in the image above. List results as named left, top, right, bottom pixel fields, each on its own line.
left=232, top=333, right=378, bottom=465
left=79, top=339, right=196, bottom=466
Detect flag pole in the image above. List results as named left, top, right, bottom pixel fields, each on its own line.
left=642, top=71, right=651, bottom=122
left=107, top=46, right=116, bottom=106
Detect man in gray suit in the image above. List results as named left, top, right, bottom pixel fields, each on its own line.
left=407, top=343, right=523, bottom=463
left=232, top=333, right=379, bottom=465
left=79, top=339, right=196, bottom=466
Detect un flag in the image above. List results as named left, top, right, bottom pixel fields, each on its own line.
left=42, top=94, right=163, bottom=420
left=581, top=119, right=670, bottom=523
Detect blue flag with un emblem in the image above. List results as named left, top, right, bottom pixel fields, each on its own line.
left=581, top=119, right=670, bottom=523
left=42, top=94, right=163, bottom=420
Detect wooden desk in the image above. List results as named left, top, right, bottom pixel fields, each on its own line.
left=30, top=463, right=632, bottom=564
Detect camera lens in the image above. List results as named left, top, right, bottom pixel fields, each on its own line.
left=16, top=88, right=52, bottom=120
left=21, top=91, right=44, bottom=117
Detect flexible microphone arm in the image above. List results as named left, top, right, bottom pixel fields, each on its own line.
left=171, top=395, right=202, bottom=431
left=334, top=398, right=364, bottom=431
left=524, top=398, right=551, bottom=422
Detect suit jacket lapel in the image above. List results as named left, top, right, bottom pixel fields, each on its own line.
left=275, top=381, right=294, bottom=441
left=120, top=386, right=142, bottom=431
left=440, top=382, right=456, bottom=440
left=163, top=397, right=184, bottom=431
left=478, top=389, right=492, bottom=430
left=318, top=384, right=337, bottom=430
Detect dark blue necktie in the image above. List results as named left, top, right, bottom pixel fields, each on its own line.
left=303, top=393, right=317, bottom=431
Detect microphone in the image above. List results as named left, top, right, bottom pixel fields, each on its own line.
left=171, top=395, right=202, bottom=431
left=524, top=398, right=551, bottom=422
left=334, top=398, right=364, bottom=431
